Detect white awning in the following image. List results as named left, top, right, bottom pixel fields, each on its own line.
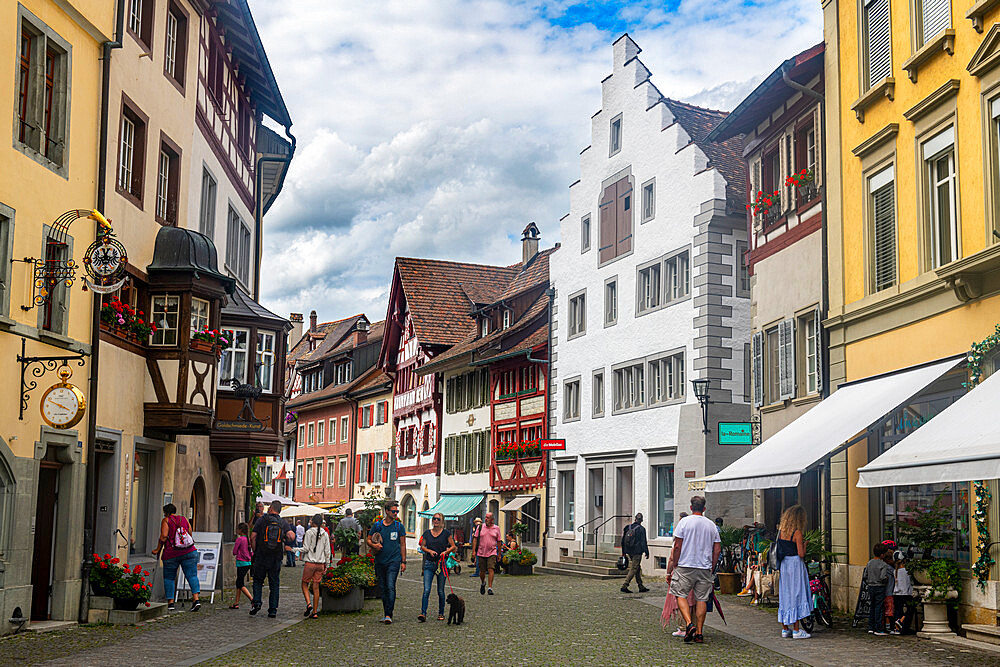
left=858, top=368, right=1000, bottom=487
left=499, top=495, right=536, bottom=512
left=704, top=357, right=959, bottom=493
left=339, top=500, right=367, bottom=514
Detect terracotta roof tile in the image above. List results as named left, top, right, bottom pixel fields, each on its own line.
left=350, top=366, right=393, bottom=395
left=663, top=98, right=746, bottom=210
left=298, top=314, right=368, bottom=365
left=396, top=258, right=519, bottom=347
left=498, top=248, right=554, bottom=301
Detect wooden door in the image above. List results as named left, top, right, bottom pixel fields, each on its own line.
left=31, top=464, right=59, bottom=621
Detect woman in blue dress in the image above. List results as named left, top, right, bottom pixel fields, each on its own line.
left=777, top=505, right=812, bottom=638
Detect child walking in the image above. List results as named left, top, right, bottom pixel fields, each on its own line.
left=892, top=551, right=915, bottom=634
left=230, top=522, right=253, bottom=609
left=862, top=543, right=894, bottom=635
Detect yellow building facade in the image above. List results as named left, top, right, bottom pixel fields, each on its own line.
left=825, top=0, right=1000, bottom=621
left=0, top=0, right=114, bottom=627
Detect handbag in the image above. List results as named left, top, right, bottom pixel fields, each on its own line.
left=767, top=540, right=780, bottom=571
left=617, top=554, right=628, bottom=571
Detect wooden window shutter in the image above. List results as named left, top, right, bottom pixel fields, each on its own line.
left=598, top=183, right=616, bottom=263
left=471, top=371, right=481, bottom=408
left=481, top=369, right=489, bottom=405
left=482, top=431, right=491, bottom=470
left=470, top=432, right=479, bottom=472
left=444, top=438, right=452, bottom=474
left=358, top=406, right=363, bottom=424
left=752, top=331, right=764, bottom=408
left=446, top=378, right=454, bottom=412
left=355, top=455, right=361, bottom=484
left=865, top=0, right=892, bottom=88
left=382, top=452, right=389, bottom=482
left=872, top=180, right=896, bottom=292
left=465, top=435, right=474, bottom=474
left=368, top=453, right=375, bottom=483
left=812, top=107, right=823, bottom=187
left=813, top=306, right=823, bottom=393
left=368, top=405, right=375, bottom=426
left=616, top=178, right=633, bottom=256
left=778, top=318, right=796, bottom=400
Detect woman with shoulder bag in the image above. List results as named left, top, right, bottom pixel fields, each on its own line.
left=151, top=503, right=201, bottom=612
left=776, top=505, right=812, bottom=639
left=301, top=514, right=331, bottom=619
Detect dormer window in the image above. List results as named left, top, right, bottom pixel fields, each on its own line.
left=481, top=317, right=490, bottom=338
left=502, top=309, right=511, bottom=329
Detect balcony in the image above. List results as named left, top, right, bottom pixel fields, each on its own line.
left=491, top=442, right=546, bottom=491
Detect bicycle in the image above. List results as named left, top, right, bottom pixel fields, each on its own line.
left=800, top=561, right=833, bottom=633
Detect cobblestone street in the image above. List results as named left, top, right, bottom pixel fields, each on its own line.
left=3, top=572, right=999, bottom=666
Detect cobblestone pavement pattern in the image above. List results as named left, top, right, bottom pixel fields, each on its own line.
left=2, top=572, right=999, bottom=666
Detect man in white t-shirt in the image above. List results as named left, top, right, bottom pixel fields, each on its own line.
left=665, top=496, right=721, bottom=644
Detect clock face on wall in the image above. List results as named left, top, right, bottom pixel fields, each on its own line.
left=40, top=382, right=86, bottom=429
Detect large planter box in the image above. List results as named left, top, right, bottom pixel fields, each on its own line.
left=505, top=563, right=534, bottom=576
left=87, top=596, right=166, bottom=624
left=717, top=572, right=740, bottom=595
left=364, top=584, right=381, bottom=600
left=321, top=586, right=364, bottom=612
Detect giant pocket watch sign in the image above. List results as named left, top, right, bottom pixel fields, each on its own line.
left=40, top=365, right=86, bottom=429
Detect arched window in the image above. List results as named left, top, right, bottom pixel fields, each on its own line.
left=401, top=495, right=416, bottom=534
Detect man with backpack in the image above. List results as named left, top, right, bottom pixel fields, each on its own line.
left=249, top=500, right=296, bottom=618
left=620, top=513, right=650, bottom=594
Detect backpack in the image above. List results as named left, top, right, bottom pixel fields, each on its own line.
left=622, top=524, right=639, bottom=553
left=260, top=515, right=284, bottom=554
left=171, top=517, right=194, bottom=549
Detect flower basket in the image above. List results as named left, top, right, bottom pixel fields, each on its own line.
left=190, top=339, right=214, bottom=354
left=501, top=547, right=537, bottom=574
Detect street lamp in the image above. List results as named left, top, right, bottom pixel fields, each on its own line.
left=691, top=378, right=712, bottom=434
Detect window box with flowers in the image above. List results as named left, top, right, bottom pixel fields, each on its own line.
left=787, top=168, right=819, bottom=207
left=191, top=328, right=228, bottom=357
left=747, top=190, right=782, bottom=230
left=494, top=440, right=542, bottom=461
left=100, top=299, right=157, bottom=344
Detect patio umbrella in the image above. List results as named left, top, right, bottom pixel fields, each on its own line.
left=279, top=504, right=324, bottom=518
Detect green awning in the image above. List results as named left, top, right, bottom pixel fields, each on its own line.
left=418, top=494, right=484, bottom=520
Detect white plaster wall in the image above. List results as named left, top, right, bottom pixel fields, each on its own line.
left=438, top=367, right=491, bottom=495
left=185, top=131, right=256, bottom=293
left=355, top=389, right=393, bottom=499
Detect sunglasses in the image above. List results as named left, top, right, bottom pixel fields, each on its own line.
left=432, top=517, right=442, bottom=521
left=388, top=508, right=399, bottom=513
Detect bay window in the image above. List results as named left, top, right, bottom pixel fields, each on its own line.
left=219, top=328, right=249, bottom=387
left=150, top=295, right=179, bottom=346
left=257, top=331, right=275, bottom=391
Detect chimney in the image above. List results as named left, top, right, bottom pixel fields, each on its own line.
left=289, top=312, right=304, bottom=348
left=521, top=222, right=540, bottom=266
left=309, top=310, right=318, bottom=332
left=352, top=319, right=370, bottom=346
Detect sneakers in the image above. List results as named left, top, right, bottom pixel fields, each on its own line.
left=382, top=616, right=392, bottom=624
left=480, top=584, right=486, bottom=595
left=781, top=629, right=792, bottom=638
left=672, top=628, right=687, bottom=637
left=417, top=614, right=426, bottom=622
left=736, top=588, right=752, bottom=597
left=683, top=623, right=696, bottom=643
left=792, top=629, right=811, bottom=639
left=267, top=612, right=277, bottom=618
left=249, top=604, right=261, bottom=616
left=190, top=601, right=201, bottom=612
left=638, top=585, right=650, bottom=593
left=873, top=631, right=888, bottom=636
left=693, top=634, right=704, bottom=644
left=304, top=605, right=313, bottom=618
left=620, top=585, right=632, bottom=593
left=487, top=588, right=494, bottom=595
left=167, top=602, right=176, bottom=611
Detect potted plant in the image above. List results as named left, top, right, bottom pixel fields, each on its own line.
left=716, top=526, right=744, bottom=594
left=897, top=494, right=954, bottom=583
left=319, top=554, right=375, bottom=612
left=91, top=554, right=153, bottom=610
left=501, top=547, right=537, bottom=575
left=917, top=557, right=960, bottom=634
left=511, top=522, right=529, bottom=539
left=89, top=553, right=119, bottom=596
left=191, top=328, right=228, bottom=355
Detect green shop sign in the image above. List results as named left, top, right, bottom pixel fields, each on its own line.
left=718, top=422, right=753, bottom=446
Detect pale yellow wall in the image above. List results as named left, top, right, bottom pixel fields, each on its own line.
left=838, top=3, right=1000, bottom=304
left=0, top=1, right=113, bottom=461
left=354, top=388, right=393, bottom=499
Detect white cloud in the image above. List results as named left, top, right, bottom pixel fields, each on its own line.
left=250, top=0, right=821, bottom=322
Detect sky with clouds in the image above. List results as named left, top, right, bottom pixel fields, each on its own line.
left=249, top=0, right=822, bottom=325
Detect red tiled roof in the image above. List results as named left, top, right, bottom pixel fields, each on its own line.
left=349, top=365, right=393, bottom=395
left=663, top=98, right=746, bottom=209
left=396, top=258, right=519, bottom=347
left=298, top=314, right=368, bottom=365
left=498, top=247, right=554, bottom=301
left=286, top=316, right=353, bottom=365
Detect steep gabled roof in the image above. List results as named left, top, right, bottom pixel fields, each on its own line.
left=395, top=258, right=519, bottom=347
left=348, top=365, right=393, bottom=398
left=498, top=247, right=554, bottom=302
left=298, top=314, right=368, bottom=366
left=663, top=98, right=745, bottom=208
left=285, top=317, right=350, bottom=367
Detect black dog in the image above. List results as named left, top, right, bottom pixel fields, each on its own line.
left=446, top=593, right=465, bottom=625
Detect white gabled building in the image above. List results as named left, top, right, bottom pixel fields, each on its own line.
left=545, top=35, right=751, bottom=574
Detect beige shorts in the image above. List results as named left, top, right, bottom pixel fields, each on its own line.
left=302, top=562, right=325, bottom=584
left=668, top=566, right=715, bottom=602
left=477, top=555, right=497, bottom=572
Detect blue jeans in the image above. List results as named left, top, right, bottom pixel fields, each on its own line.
left=163, top=550, right=200, bottom=601
left=375, top=561, right=400, bottom=618
left=285, top=547, right=296, bottom=567
left=253, top=554, right=283, bottom=614
left=421, top=561, right=445, bottom=616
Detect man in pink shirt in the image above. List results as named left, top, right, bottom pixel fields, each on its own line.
left=472, top=512, right=503, bottom=595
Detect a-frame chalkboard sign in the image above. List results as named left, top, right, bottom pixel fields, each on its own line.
left=851, top=579, right=871, bottom=627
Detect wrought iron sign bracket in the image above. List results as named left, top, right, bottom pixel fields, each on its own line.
left=17, top=337, right=88, bottom=420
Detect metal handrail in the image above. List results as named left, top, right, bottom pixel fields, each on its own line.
left=577, top=515, right=603, bottom=554
left=591, top=514, right=631, bottom=558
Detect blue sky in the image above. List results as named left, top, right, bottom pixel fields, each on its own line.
left=249, top=0, right=822, bottom=324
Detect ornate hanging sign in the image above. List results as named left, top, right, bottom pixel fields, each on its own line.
left=82, top=234, right=128, bottom=291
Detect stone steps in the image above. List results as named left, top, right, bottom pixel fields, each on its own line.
left=534, top=565, right=625, bottom=580
left=560, top=555, right=621, bottom=568
left=963, top=624, right=1000, bottom=646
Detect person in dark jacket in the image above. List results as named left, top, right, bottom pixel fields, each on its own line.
left=620, top=513, right=650, bottom=593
